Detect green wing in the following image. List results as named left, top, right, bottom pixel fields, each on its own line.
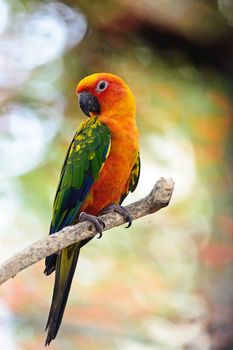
left=50, top=117, right=111, bottom=234
left=120, top=153, right=141, bottom=203
left=45, top=117, right=111, bottom=345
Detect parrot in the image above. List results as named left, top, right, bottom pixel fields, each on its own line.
left=44, top=73, right=140, bottom=345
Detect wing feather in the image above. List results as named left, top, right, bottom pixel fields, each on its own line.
left=120, top=153, right=140, bottom=204
left=50, top=117, right=111, bottom=234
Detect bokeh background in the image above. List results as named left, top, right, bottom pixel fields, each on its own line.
left=0, top=1, right=233, bottom=349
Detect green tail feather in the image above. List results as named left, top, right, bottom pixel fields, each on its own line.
left=45, top=244, right=80, bottom=346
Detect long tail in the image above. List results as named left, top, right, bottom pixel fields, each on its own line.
left=45, top=243, right=80, bottom=346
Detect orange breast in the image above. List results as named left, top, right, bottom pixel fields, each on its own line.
left=80, top=120, right=139, bottom=215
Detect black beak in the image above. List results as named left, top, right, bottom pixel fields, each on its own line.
left=78, top=91, right=100, bottom=117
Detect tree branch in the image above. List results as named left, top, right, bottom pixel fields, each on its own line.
left=0, top=178, right=174, bottom=286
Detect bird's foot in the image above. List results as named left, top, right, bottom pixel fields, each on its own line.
left=101, top=204, right=132, bottom=228
left=79, top=212, right=105, bottom=238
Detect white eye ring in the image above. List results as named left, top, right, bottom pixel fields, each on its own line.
left=96, top=80, right=108, bottom=92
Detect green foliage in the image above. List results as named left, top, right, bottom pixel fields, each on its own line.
left=0, top=0, right=232, bottom=349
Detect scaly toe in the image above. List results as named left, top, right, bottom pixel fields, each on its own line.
left=101, top=204, right=132, bottom=228
left=95, top=218, right=105, bottom=238
left=79, top=212, right=105, bottom=237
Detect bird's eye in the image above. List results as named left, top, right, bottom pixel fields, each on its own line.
left=96, top=80, right=108, bottom=92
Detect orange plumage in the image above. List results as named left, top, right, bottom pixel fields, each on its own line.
left=45, top=73, right=140, bottom=345
left=78, top=73, right=139, bottom=214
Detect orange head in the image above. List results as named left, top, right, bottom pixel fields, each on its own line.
left=76, top=73, right=135, bottom=120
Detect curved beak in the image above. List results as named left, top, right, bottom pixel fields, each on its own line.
left=78, top=91, right=100, bottom=117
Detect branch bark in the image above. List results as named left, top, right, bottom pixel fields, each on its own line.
left=0, top=177, right=174, bottom=286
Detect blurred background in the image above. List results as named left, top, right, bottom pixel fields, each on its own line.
left=0, top=0, right=233, bottom=349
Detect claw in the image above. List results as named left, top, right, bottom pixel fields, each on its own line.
left=101, top=204, right=132, bottom=228
left=125, top=220, right=132, bottom=229
left=96, top=218, right=105, bottom=238
left=79, top=212, right=105, bottom=238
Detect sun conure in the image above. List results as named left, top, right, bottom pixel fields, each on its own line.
left=44, top=73, right=140, bottom=345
